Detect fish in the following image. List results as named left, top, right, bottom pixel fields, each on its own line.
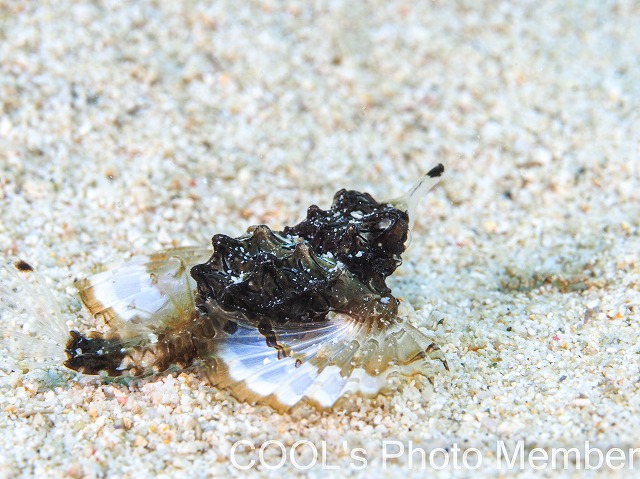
left=0, top=164, right=447, bottom=410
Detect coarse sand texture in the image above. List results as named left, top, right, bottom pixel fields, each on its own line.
left=1, top=2, right=639, bottom=478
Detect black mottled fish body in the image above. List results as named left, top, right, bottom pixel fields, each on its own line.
left=1, top=164, right=446, bottom=409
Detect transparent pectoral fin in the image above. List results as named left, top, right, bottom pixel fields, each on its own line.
left=76, top=247, right=211, bottom=337
left=200, top=307, right=448, bottom=410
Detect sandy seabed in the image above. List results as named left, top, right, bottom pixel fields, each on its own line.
left=1, top=1, right=639, bottom=478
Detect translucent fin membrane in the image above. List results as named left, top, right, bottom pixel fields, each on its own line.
left=388, top=163, right=445, bottom=230
left=200, top=305, right=448, bottom=411
left=0, top=259, right=69, bottom=370
left=76, top=247, right=210, bottom=338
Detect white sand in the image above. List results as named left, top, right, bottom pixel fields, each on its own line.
left=1, top=1, right=639, bottom=477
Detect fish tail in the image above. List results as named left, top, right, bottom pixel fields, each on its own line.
left=0, top=258, right=69, bottom=370
left=63, top=311, right=217, bottom=378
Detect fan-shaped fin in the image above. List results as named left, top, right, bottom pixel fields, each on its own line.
left=200, top=310, right=447, bottom=410
left=76, top=247, right=210, bottom=336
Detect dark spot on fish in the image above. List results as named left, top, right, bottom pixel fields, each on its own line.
left=223, top=320, right=238, bottom=335
left=64, top=330, right=126, bottom=376
left=427, top=163, right=445, bottom=178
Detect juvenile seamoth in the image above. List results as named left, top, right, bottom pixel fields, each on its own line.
left=0, top=164, right=446, bottom=409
